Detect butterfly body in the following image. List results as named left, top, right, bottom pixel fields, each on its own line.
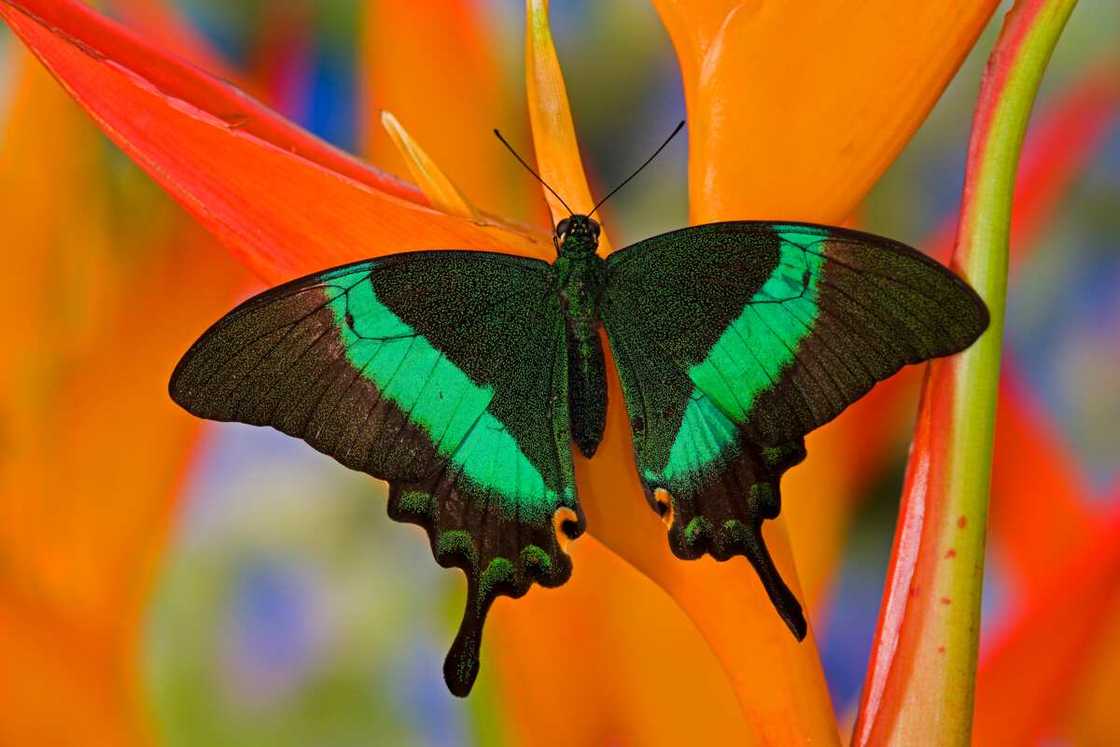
left=171, top=216, right=988, bottom=696
left=554, top=215, right=609, bottom=458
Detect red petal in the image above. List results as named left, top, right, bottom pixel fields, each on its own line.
left=973, top=507, right=1120, bottom=744
left=0, top=0, right=552, bottom=283
left=990, top=368, right=1095, bottom=593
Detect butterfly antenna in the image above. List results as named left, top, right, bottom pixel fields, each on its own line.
left=589, top=119, right=685, bottom=217
left=493, top=129, right=574, bottom=216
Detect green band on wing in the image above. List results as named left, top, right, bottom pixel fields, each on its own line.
left=688, top=230, right=825, bottom=422
left=650, top=388, right=738, bottom=486
left=646, top=229, right=826, bottom=486
left=326, top=272, right=556, bottom=516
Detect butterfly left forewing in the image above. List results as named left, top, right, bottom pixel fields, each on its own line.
left=171, top=251, right=580, bottom=696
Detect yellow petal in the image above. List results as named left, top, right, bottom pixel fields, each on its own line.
left=651, top=0, right=1000, bottom=224
left=525, top=0, right=611, bottom=250
left=380, top=110, right=479, bottom=219
left=362, top=0, right=546, bottom=225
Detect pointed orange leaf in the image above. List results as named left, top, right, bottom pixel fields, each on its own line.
left=381, top=111, right=480, bottom=219
left=525, top=0, right=610, bottom=251
left=651, top=0, right=1000, bottom=225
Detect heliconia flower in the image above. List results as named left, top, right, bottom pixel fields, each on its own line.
left=0, top=0, right=1100, bottom=743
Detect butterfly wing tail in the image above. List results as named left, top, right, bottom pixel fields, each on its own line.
left=657, top=435, right=808, bottom=640
left=389, top=466, right=581, bottom=696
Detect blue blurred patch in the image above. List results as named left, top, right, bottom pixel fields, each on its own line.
left=225, top=558, right=319, bottom=702
left=304, top=46, right=358, bottom=152
left=391, top=639, right=470, bottom=747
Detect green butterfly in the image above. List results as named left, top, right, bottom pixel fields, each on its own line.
left=170, top=129, right=988, bottom=697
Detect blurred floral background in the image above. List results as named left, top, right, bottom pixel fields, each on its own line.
left=0, top=0, right=1116, bottom=744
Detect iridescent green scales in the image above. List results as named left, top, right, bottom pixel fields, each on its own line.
left=689, top=229, right=825, bottom=422
left=171, top=217, right=988, bottom=697
left=324, top=269, right=557, bottom=519
left=655, top=229, right=827, bottom=488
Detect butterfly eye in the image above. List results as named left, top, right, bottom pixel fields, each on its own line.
left=590, top=221, right=601, bottom=237
left=556, top=218, right=570, bottom=237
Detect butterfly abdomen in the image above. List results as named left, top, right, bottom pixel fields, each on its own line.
left=555, top=253, right=608, bottom=458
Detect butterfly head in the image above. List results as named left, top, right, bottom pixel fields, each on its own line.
left=555, top=214, right=601, bottom=257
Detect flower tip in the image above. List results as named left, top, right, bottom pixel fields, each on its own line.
left=380, top=109, right=479, bottom=220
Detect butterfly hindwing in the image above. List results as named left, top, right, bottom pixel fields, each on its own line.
left=170, top=251, right=581, bottom=696
left=602, top=221, right=988, bottom=632
left=603, top=314, right=811, bottom=635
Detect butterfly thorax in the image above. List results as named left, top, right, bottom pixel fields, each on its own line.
left=553, top=215, right=607, bottom=459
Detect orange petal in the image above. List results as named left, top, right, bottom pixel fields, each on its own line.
left=0, top=0, right=553, bottom=285
left=525, top=0, right=610, bottom=249
left=0, top=46, right=248, bottom=745
left=362, top=0, right=545, bottom=225
left=525, top=2, right=835, bottom=738
left=489, top=537, right=753, bottom=745
left=651, top=0, right=1000, bottom=224
left=570, top=361, right=837, bottom=741
left=0, top=588, right=148, bottom=745
left=1060, top=554, right=1120, bottom=744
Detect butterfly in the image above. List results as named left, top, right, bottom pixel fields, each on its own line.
left=169, top=124, right=988, bottom=696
